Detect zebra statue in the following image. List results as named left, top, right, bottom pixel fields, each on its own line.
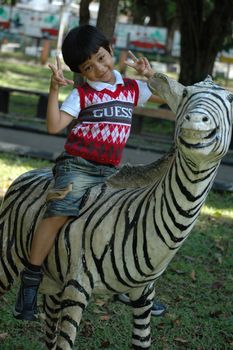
left=0, top=73, right=232, bottom=350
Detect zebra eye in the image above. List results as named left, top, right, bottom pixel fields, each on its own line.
left=182, top=89, right=188, bottom=98
left=227, top=94, right=233, bottom=103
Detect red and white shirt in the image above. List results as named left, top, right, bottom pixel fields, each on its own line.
left=60, top=70, right=152, bottom=166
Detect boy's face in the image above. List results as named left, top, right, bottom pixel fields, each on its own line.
left=78, top=47, right=115, bottom=84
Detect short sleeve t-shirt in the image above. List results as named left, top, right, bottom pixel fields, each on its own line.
left=60, top=70, right=152, bottom=118
left=61, top=70, right=152, bottom=166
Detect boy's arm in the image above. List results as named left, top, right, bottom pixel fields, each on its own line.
left=148, top=94, right=166, bottom=104
left=47, top=56, right=74, bottom=134
left=125, top=51, right=166, bottom=105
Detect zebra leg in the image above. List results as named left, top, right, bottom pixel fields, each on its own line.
left=130, top=284, right=155, bottom=350
left=56, top=279, right=92, bottom=350
left=0, top=256, right=19, bottom=297
left=44, top=293, right=62, bottom=350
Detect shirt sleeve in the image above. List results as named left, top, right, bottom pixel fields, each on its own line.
left=135, top=79, right=152, bottom=106
left=60, top=88, right=81, bottom=118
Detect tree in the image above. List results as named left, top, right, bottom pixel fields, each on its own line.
left=79, top=0, right=92, bottom=25
left=120, top=0, right=233, bottom=84
left=176, top=0, right=233, bottom=85
left=96, top=0, right=119, bottom=41
left=1, top=0, right=17, bottom=5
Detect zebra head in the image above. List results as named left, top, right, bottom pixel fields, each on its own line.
left=148, top=74, right=233, bottom=164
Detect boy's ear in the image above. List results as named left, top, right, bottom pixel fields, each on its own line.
left=109, top=45, right=114, bottom=56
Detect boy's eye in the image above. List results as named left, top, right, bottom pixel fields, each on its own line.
left=84, top=65, right=92, bottom=72
left=99, top=55, right=105, bottom=61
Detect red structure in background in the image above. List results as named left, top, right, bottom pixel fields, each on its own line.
left=0, top=21, right=10, bottom=29
left=41, top=28, right=58, bottom=37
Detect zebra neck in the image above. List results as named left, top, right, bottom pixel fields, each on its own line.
left=147, top=152, right=219, bottom=246
left=171, top=151, right=220, bottom=199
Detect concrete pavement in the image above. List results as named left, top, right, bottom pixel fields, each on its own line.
left=0, top=125, right=233, bottom=191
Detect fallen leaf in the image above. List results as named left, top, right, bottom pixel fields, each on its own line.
left=174, top=337, right=189, bottom=344
left=0, top=333, right=8, bottom=340
left=215, top=240, right=225, bottom=252
left=214, top=253, right=223, bottom=264
left=184, top=255, right=195, bottom=262
left=80, top=321, right=94, bottom=338
left=172, top=269, right=186, bottom=275
left=172, top=318, right=181, bottom=326
left=101, top=340, right=110, bottom=348
left=157, top=322, right=165, bottom=329
left=93, top=308, right=105, bottom=314
left=174, top=295, right=184, bottom=302
left=190, top=270, right=196, bottom=281
left=100, top=315, right=110, bottom=321
left=95, top=299, right=106, bottom=307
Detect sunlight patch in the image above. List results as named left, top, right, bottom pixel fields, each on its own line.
left=201, top=205, right=233, bottom=220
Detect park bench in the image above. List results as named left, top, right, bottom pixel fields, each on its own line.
left=0, top=85, right=231, bottom=149
left=0, top=86, right=48, bottom=119
left=0, top=85, right=175, bottom=132
left=132, top=105, right=175, bottom=134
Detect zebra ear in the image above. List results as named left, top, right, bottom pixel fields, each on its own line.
left=227, top=94, right=233, bottom=123
left=227, top=94, right=233, bottom=103
left=147, top=73, right=184, bottom=113
left=204, top=75, right=213, bottom=82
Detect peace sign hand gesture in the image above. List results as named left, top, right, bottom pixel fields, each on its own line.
left=48, top=55, right=74, bottom=91
left=125, top=50, right=155, bottom=79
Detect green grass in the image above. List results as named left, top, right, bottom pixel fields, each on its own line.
left=0, top=54, right=73, bottom=120
left=0, top=152, right=233, bottom=349
left=0, top=55, right=73, bottom=95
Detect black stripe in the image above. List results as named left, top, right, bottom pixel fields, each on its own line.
left=133, top=322, right=150, bottom=330
left=0, top=257, right=14, bottom=285
left=152, top=206, right=177, bottom=250
left=133, top=308, right=151, bottom=319
left=61, top=315, right=78, bottom=329
left=132, top=333, right=151, bottom=342
left=66, top=279, right=90, bottom=300
left=58, top=330, right=74, bottom=348
left=167, top=169, right=201, bottom=218
left=61, top=299, right=86, bottom=310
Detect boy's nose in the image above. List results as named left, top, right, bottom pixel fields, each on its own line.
left=95, top=63, right=105, bottom=74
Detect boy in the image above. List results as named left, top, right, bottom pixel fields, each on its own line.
left=14, top=24, right=166, bottom=321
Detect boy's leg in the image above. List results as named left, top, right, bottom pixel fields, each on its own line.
left=30, top=216, right=68, bottom=266
left=14, top=216, right=68, bottom=321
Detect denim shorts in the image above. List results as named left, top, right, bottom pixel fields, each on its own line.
left=44, top=153, right=117, bottom=218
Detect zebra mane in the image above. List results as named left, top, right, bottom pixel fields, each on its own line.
left=193, top=75, right=225, bottom=91
left=106, top=148, right=175, bottom=189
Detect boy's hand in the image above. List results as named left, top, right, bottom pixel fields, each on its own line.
left=48, top=56, right=74, bottom=91
left=125, top=50, right=155, bottom=79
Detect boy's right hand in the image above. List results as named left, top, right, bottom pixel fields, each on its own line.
left=48, top=56, right=74, bottom=91
left=125, top=50, right=155, bottom=79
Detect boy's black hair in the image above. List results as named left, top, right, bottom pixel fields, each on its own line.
left=62, top=25, right=111, bottom=73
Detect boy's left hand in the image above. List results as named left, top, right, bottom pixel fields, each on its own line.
left=48, top=56, right=74, bottom=91
left=125, top=50, right=155, bottom=79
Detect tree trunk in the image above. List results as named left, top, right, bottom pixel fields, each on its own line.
left=74, top=0, right=93, bottom=87
left=177, top=0, right=233, bottom=85
left=96, top=0, right=119, bottom=41
left=131, top=0, right=147, bottom=24
left=147, top=0, right=167, bottom=27
left=79, top=0, right=92, bottom=26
